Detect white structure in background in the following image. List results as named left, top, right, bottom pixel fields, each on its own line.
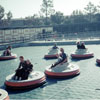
left=0, top=26, right=53, bottom=43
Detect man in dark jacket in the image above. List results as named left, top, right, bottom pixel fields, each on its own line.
left=14, top=56, right=27, bottom=80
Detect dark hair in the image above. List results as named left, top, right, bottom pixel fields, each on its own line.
left=20, top=56, right=24, bottom=59
left=6, top=45, right=11, bottom=50
left=60, top=48, right=64, bottom=52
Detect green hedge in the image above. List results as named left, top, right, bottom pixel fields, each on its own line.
left=53, top=22, right=100, bottom=33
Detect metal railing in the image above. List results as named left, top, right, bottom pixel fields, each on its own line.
left=0, top=30, right=100, bottom=44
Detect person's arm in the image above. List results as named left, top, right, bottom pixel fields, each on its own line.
left=3, top=51, right=5, bottom=56
left=31, top=64, right=33, bottom=68
left=60, top=54, right=68, bottom=65
left=15, top=62, right=21, bottom=71
left=31, top=64, right=33, bottom=71
left=28, top=64, right=33, bottom=72
left=5, top=51, right=7, bottom=56
left=9, top=50, right=11, bottom=56
left=60, top=58, right=68, bottom=65
left=84, top=45, right=86, bottom=49
left=77, top=45, right=79, bottom=49
left=59, top=53, right=61, bottom=57
left=18, top=62, right=21, bottom=69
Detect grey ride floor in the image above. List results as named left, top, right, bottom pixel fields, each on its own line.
left=0, top=45, right=100, bottom=99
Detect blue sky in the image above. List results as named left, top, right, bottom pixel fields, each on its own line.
left=0, top=0, right=99, bottom=18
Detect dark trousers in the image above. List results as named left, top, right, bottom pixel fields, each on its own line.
left=14, top=68, right=25, bottom=80
left=14, top=68, right=30, bottom=80
left=53, top=59, right=64, bottom=67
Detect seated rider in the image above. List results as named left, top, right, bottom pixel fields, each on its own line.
left=7, top=45, right=12, bottom=50
left=51, top=48, right=68, bottom=68
left=80, top=42, right=86, bottom=49
left=14, top=57, right=33, bottom=80
left=3, top=48, right=11, bottom=56
left=23, top=60, right=33, bottom=80
left=52, top=43, right=58, bottom=49
left=77, top=42, right=81, bottom=49
left=14, top=56, right=27, bottom=80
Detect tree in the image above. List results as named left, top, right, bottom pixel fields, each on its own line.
left=70, top=10, right=87, bottom=23
left=96, top=2, right=100, bottom=21
left=7, top=11, right=13, bottom=21
left=40, top=0, right=55, bottom=25
left=94, top=13, right=100, bottom=22
left=84, top=2, right=97, bottom=14
left=51, top=11, right=64, bottom=25
left=71, top=10, right=83, bottom=16
left=0, top=5, right=5, bottom=20
left=84, top=2, right=97, bottom=22
left=24, top=14, right=45, bottom=26
left=63, top=10, right=88, bottom=24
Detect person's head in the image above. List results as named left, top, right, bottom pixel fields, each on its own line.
left=7, top=45, right=11, bottom=50
left=8, top=45, right=11, bottom=49
left=76, top=41, right=80, bottom=45
left=60, top=48, right=64, bottom=53
left=19, top=56, right=24, bottom=62
left=81, top=42, right=85, bottom=45
left=26, top=60, right=31, bottom=65
left=6, top=48, right=9, bottom=51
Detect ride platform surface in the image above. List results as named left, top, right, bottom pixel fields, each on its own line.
left=0, top=45, right=100, bottom=99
